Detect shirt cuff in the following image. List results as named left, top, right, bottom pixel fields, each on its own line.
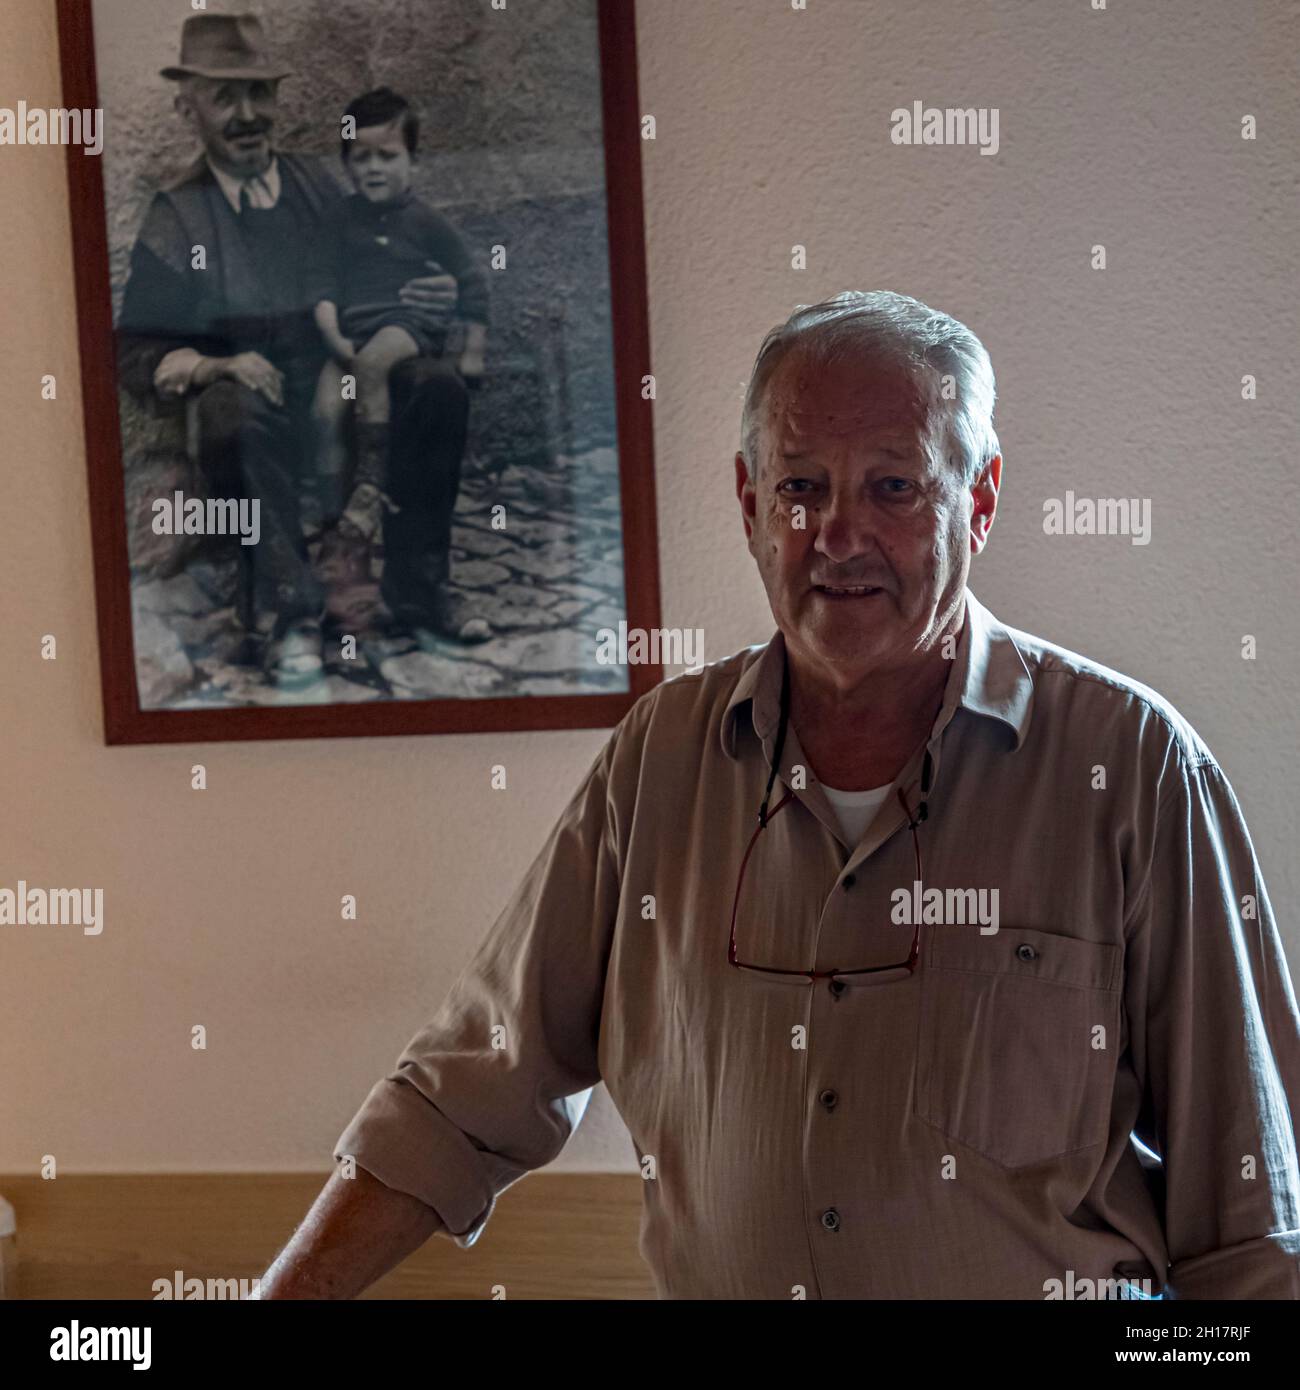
left=333, top=1076, right=498, bottom=1248
left=1167, top=1230, right=1300, bottom=1298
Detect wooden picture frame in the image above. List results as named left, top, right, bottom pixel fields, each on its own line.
left=57, top=0, right=660, bottom=744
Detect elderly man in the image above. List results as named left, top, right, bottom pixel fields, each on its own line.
left=257, top=290, right=1300, bottom=1299
left=116, top=13, right=489, bottom=685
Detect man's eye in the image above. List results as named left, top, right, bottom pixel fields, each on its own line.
left=882, top=478, right=914, bottom=494
left=777, top=478, right=813, bottom=495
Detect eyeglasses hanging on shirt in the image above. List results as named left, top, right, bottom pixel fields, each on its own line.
left=727, top=652, right=932, bottom=983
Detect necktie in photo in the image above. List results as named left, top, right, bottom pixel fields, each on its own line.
left=239, top=176, right=274, bottom=213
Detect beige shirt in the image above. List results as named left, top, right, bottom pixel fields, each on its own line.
left=336, top=589, right=1300, bottom=1299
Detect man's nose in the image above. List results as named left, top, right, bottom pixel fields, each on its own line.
left=814, top=491, right=877, bottom=563
left=233, top=93, right=256, bottom=122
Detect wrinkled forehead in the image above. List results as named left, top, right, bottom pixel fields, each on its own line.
left=762, top=348, right=942, bottom=456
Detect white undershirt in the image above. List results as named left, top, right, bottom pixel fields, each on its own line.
left=820, top=781, right=892, bottom=846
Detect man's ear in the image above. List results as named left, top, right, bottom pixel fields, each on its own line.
left=735, top=451, right=756, bottom=544
left=969, top=453, right=1001, bottom=554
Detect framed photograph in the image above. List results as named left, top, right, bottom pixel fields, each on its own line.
left=57, top=0, right=660, bottom=743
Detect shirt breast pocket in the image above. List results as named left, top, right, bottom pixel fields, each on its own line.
left=914, top=925, right=1123, bottom=1169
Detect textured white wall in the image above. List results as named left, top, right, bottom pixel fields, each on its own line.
left=1, top=0, right=1296, bottom=1174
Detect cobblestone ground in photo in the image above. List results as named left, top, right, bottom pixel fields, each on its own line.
left=131, top=448, right=630, bottom=708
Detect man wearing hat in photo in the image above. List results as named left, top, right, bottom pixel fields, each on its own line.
left=117, top=13, right=491, bottom=686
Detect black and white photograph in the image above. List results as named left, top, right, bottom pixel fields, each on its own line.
left=80, top=0, right=657, bottom=731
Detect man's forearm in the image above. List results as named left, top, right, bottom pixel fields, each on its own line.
left=255, top=1164, right=446, bottom=1299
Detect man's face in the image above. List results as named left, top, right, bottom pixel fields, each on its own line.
left=177, top=76, right=279, bottom=177
left=344, top=119, right=415, bottom=204
left=735, top=347, right=999, bottom=687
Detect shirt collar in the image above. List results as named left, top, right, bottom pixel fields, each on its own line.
left=207, top=154, right=282, bottom=214
left=719, top=587, right=1035, bottom=760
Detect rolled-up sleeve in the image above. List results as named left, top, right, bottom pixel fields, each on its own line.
left=1125, top=752, right=1300, bottom=1298
left=334, top=728, right=624, bottom=1247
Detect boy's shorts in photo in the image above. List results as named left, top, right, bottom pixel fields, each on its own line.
left=339, top=303, right=448, bottom=358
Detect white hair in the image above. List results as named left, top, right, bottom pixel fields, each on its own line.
left=739, top=289, right=1000, bottom=487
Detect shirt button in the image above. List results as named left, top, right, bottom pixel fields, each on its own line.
left=1015, top=943, right=1038, bottom=962
left=843, top=873, right=856, bottom=890
left=819, top=1088, right=838, bottom=1111
left=828, top=979, right=847, bottom=999
left=821, top=1208, right=841, bottom=1232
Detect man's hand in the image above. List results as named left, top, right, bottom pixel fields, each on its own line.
left=397, top=260, right=458, bottom=333
left=209, top=351, right=285, bottom=406
left=152, top=351, right=198, bottom=399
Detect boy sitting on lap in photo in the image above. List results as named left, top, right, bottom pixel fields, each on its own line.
left=311, top=86, right=489, bottom=551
